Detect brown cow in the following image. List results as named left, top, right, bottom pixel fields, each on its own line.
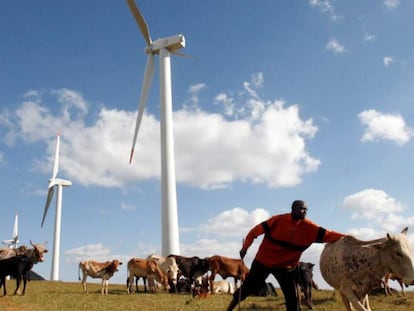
left=78, top=259, right=122, bottom=295
left=126, top=258, right=168, bottom=294
left=208, top=255, right=249, bottom=294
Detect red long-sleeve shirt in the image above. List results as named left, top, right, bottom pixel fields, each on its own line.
left=243, top=213, right=345, bottom=269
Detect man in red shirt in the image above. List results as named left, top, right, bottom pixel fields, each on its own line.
left=226, top=200, right=346, bottom=311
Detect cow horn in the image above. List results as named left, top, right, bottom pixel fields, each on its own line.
left=30, top=240, right=35, bottom=247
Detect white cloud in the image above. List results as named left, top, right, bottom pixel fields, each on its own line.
left=65, top=243, right=112, bottom=263
left=121, top=202, right=136, bottom=211
left=343, top=189, right=405, bottom=220
left=180, top=239, right=242, bottom=258
left=383, top=56, right=394, bottom=66
left=214, top=92, right=235, bottom=117
left=188, top=83, right=206, bottom=94
left=326, top=38, right=346, bottom=54
left=309, top=0, right=339, bottom=20
left=184, top=83, right=207, bottom=111
left=383, top=0, right=400, bottom=9
left=203, top=207, right=270, bottom=237
left=358, top=109, right=413, bottom=145
left=364, top=32, right=376, bottom=42
left=1, top=79, right=320, bottom=190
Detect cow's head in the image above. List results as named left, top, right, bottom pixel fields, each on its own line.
left=30, top=240, right=48, bottom=263
left=165, top=257, right=180, bottom=285
left=380, top=227, right=414, bottom=286
left=113, top=259, right=123, bottom=272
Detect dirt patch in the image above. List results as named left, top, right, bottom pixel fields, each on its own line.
left=0, top=297, right=27, bottom=311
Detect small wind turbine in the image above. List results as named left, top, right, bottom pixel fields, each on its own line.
left=2, top=214, right=19, bottom=249
left=41, top=134, right=72, bottom=281
left=127, top=0, right=184, bottom=256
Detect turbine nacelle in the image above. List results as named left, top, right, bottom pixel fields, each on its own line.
left=2, top=239, right=19, bottom=246
left=49, top=178, right=73, bottom=187
left=146, top=34, right=185, bottom=54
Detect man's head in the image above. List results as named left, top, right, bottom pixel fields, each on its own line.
left=291, top=200, right=307, bottom=220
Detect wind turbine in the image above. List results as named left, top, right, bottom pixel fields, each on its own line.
left=127, top=0, right=184, bottom=256
left=2, top=214, right=19, bottom=249
left=41, top=134, right=72, bottom=281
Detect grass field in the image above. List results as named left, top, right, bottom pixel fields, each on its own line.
left=0, top=281, right=413, bottom=310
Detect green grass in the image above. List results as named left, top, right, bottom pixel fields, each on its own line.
left=0, top=281, right=413, bottom=310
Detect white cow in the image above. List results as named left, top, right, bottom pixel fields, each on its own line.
left=320, top=227, right=414, bottom=311
left=146, top=254, right=180, bottom=291
left=211, top=280, right=235, bottom=294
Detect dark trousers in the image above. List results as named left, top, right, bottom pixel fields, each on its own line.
left=229, top=259, right=301, bottom=311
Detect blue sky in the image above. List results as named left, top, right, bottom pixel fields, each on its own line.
left=1, top=0, right=414, bottom=289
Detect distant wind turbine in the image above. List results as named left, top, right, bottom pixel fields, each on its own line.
left=2, top=214, right=19, bottom=249
left=126, top=0, right=184, bottom=256
left=41, top=134, right=72, bottom=281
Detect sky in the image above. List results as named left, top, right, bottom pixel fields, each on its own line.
left=1, top=0, right=414, bottom=290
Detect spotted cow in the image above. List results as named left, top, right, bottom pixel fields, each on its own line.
left=78, top=259, right=122, bottom=295
left=320, top=228, right=414, bottom=311
left=168, top=255, right=210, bottom=287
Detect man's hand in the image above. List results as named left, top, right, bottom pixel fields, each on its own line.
left=239, top=248, right=247, bottom=259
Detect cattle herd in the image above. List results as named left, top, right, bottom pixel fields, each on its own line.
left=1, top=228, right=414, bottom=311
left=78, top=254, right=285, bottom=299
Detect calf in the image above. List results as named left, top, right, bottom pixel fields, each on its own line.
left=176, top=277, right=192, bottom=294
left=78, top=259, right=122, bottom=295
left=295, top=262, right=318, bottom=309
left=211, top=279, right=235, bottom=294
left=0, top=255, right=33, bottom=296
left=192, top=275, right=210, bottom=298
left=126, top=258, right=168, bottom=294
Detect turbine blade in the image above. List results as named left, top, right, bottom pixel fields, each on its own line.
left=41, top=187, right=55, bottom=227
left=126, top=0, right=152, bottom=45
left=51, top=135, right=60, bottom=179
left=171, top=50, right=194, bottom=59
left=130, top=54, right=155, bottom=163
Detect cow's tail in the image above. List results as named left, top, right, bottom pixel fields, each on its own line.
left=78, top=262, right=81, bottom=281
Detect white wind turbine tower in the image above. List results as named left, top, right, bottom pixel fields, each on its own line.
left=127, top=0, right=184, bottom=256
left=2, top=214, right=19, bottom=249
left=41, top=134, right=72, bottom=281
